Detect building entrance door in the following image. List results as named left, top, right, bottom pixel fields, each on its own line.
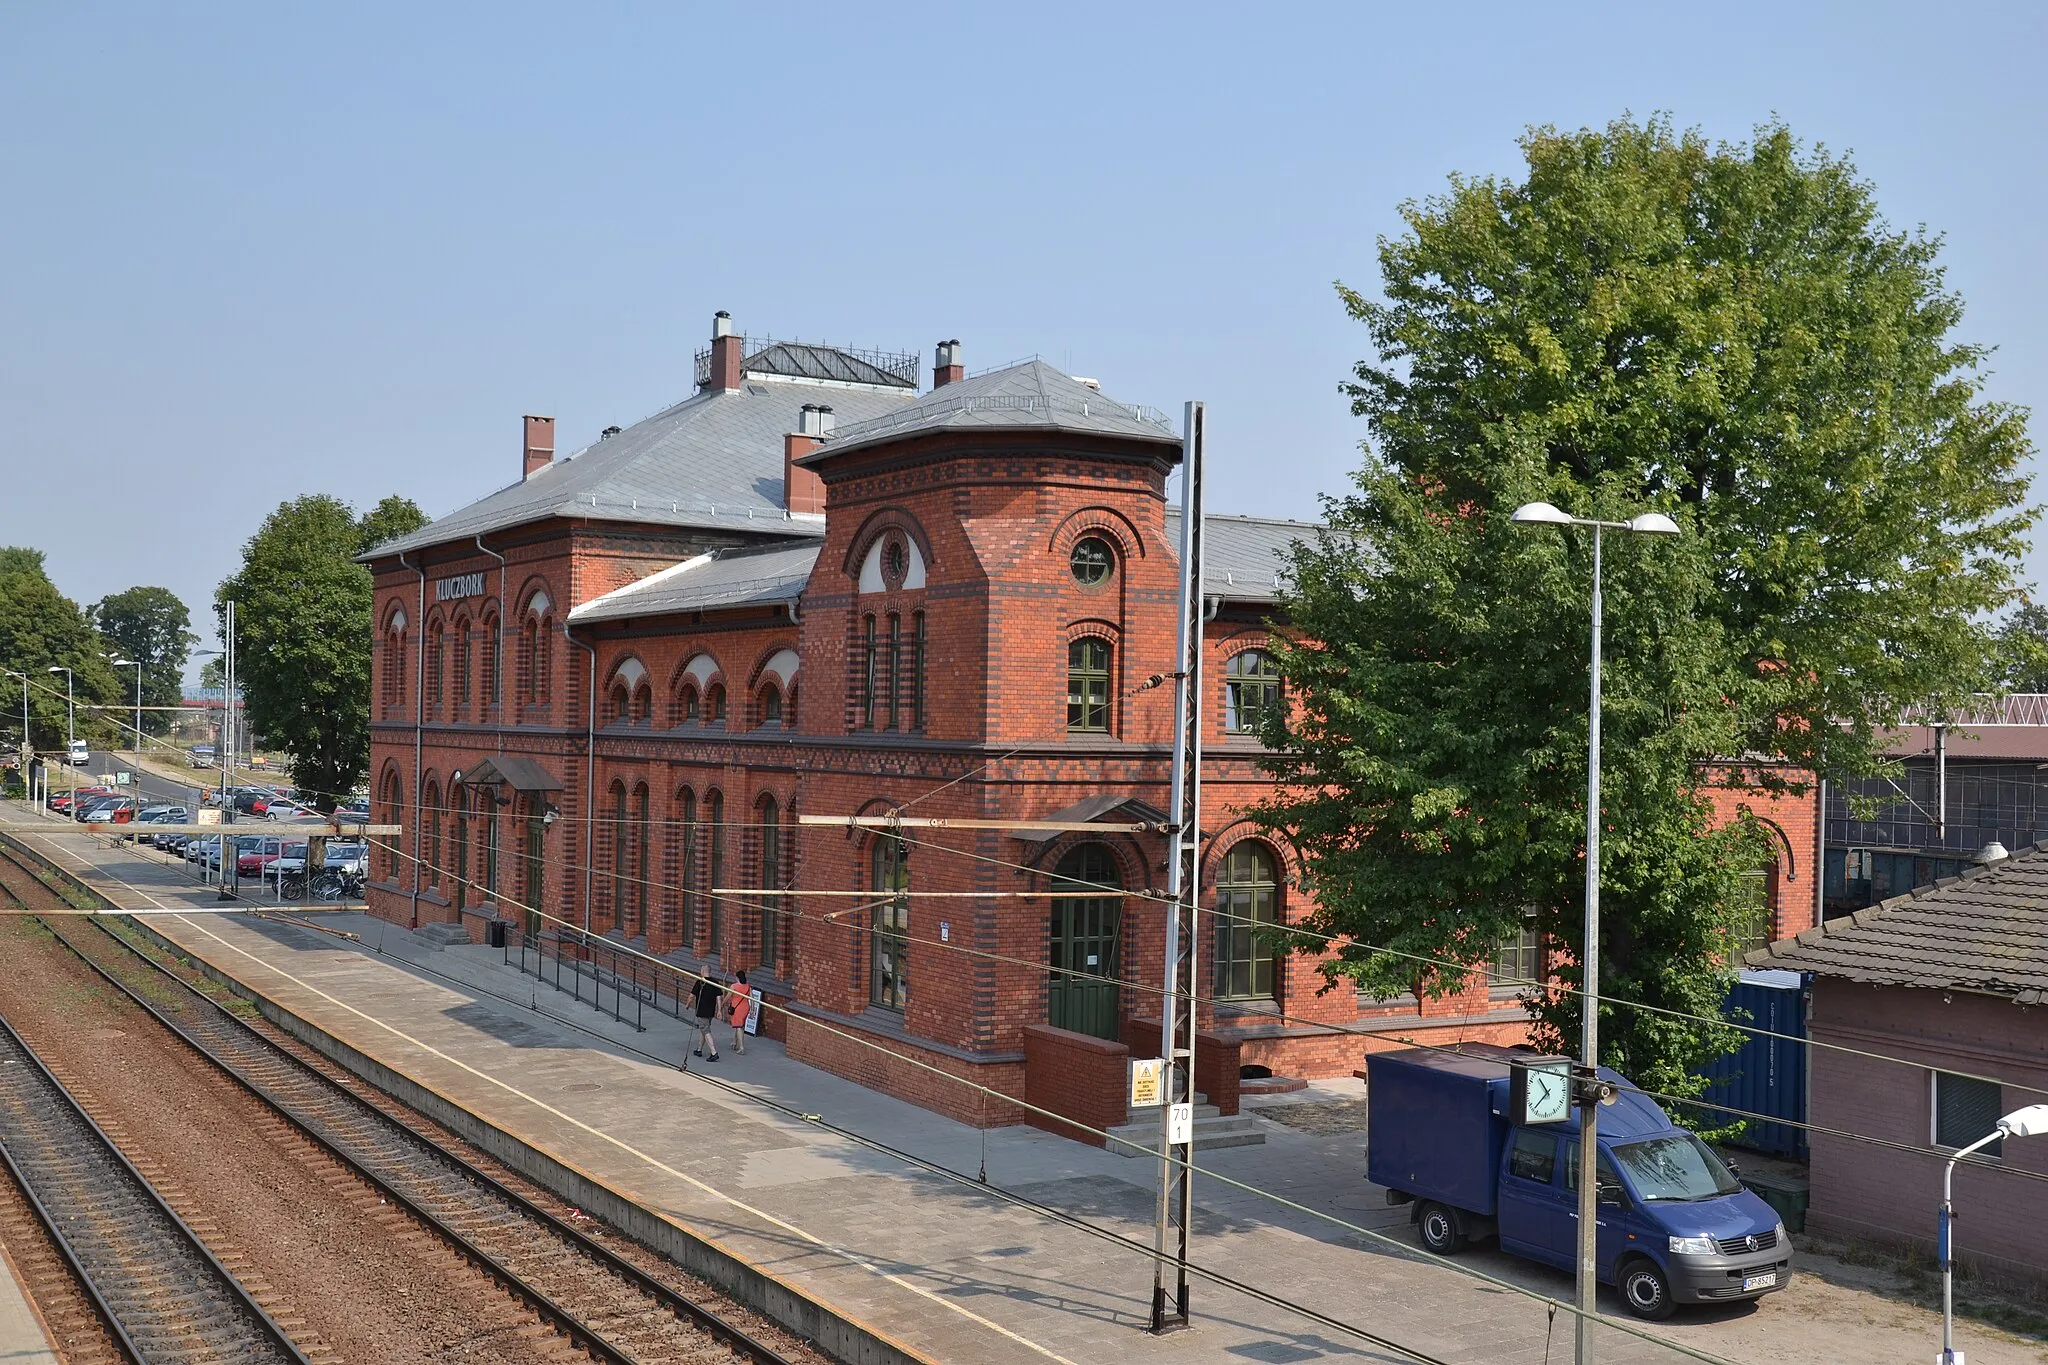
left=1048, top=844, right=1122, bottom=1040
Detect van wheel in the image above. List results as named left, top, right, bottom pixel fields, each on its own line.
left=1416, top=1202, right=1466, bottom=1255
left=1619, top=1258, right=1675, bottom=1320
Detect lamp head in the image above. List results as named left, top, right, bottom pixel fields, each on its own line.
left=1511, top=501, right=1574, bottom=527
left=1998, top=1104, right=2048, bottom=1139
left=112, top=659, right=136, bottom=667
left=1626, top=512, right=1681, bottom=536
left=46, top=666, right=64, bottom=675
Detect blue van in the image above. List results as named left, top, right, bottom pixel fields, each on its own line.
left=1367, top=1045, right=1790, bottom=1319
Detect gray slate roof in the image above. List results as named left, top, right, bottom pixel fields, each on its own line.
left=813, top=360, right=1181, bottom=458
left=364, top=376, right=915, bottom=560
left=568, top=541, right=822, bottom=623
left=1747, top=843, right=2048, bottom=1004
left=1167, top=511, right=1315, bottom=604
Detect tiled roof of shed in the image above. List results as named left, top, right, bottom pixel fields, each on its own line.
left=568, top=541, right=821, bottom=623
left=1746, top=842, right=2048, bottom=1004
left=362, top=374, right=914, bottom=560
left=812, top=360, right=1180, bottom=458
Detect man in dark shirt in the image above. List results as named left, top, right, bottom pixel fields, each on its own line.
left=690, top=973, right=723, bottom=1062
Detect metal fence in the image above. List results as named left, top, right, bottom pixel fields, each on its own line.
left=504, top=925, right=710, bottom=1033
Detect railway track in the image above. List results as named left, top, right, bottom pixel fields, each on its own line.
left=29, top=903, right=804, bottom=1365
left=0, top=1012, right=309, bottom=1364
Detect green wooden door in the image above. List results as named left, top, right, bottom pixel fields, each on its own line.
left=1047, top=845, right=1122, bottom=1040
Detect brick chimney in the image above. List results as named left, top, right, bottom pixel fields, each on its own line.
left=522, top=415, right=555, bottom=480
left=932, top=339, right=963, bottom=388
left=783, top=405, right=830, bottom=514
left=709, top=311, right=744, bottom=391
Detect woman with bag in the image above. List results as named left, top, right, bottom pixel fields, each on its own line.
left=727, top=969, right=751, bottom=1055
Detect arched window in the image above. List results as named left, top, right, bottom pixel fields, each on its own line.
left=759, top=795, right=783, bottom=969
left=519, top=618, right=538, bottom=705
left=859, top=615, right=877, bottom=730
left=426, top=619, right=445, bottom=714
left=1731, top=865, right=1774, bottom=954
left=1215, top=843, right=1281, bottom=1001
left=705, top=791, right=725, bottom=956
left=632, top=783, right=651, bottom=937
left=481, top=611, right=501, bottom=710
left=534, top=616, right=554, bottom=704
left=884, top=613, right=902, bottom=730
left=1048, top=844, right=1122, bottom=1039
left=909, top=612, right=926, bottom=731
left=1067, top=638, right=1111, bottom=733
left=608, top=781, right=628, bottom=932
left=609, top=684, right=631, bottom=726
left=1225, top=650, right=1282, bottom=735
left=706, top=684, right=726, bottom=726
left=383, top=608, right=407, bottom=716
left=677, top=788, right=698, bottom=947
left=632, top=684, right=652, bottom=726
left=450, top=782, right=469, bottom=910
left=870, top=836, right=909, bottom=1010
left=760, top=683, right=783, bottom=728
left=379, top=769, right=402, bottom=881
left=423, top=779, right=441, bottom=886
left=678, top=684, right=701, bottom=725
left=519, top=793, right=544, bottom=935
left=452, top=615, right=472, bottom=715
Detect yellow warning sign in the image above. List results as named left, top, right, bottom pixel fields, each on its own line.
left=1129, top=1057, right=1166, bottom=1108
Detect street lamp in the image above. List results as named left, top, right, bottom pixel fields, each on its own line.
left=45, top=666, right=74, bottom=755
left=1940, top=1103, right=2048, bottom=1364
left=1510, top=499, right=1680, bottom=1365
left=111, top=658, right=143, bottom=755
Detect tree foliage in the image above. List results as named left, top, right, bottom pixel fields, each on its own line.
left=1992, top=605, right=2048, bottom=694
left=216, top=495, right=427, bottom=805
left=0, top=549, right=121, bottom=751
left=93, top=586, right=196, bottom=737
left=1260, top=118, right=2034, bottom=1098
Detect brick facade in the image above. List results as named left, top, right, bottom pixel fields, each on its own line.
left=363, top=323, right=1824, bottom=1131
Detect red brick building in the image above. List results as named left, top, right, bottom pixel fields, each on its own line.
left=362, top=314, right=1823, bottom=1122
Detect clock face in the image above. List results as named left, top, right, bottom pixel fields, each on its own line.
left=1522, top=1063, right=1572, bottom=1124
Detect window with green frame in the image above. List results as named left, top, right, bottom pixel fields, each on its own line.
left=871, top=836, right=909, bottom=1009
left=1067, top=638, right=1111, bottom=733
left=1214, top=842, right=1280, bottom=1000
left=1224, top=649, right=1281, bottom=735
left=1730, top=868, right=1773, bottom=954
left=1488, top=917, right=1541, bottom=994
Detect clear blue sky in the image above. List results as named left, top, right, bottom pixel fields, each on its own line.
left=5, top=2, right=2044, bottom=666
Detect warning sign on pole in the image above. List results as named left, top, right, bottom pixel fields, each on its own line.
left=1130, top=1057, right=1166, bottom=1109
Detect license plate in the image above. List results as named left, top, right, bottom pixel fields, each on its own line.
left=1742, top=1271, right=1777, bottom=1292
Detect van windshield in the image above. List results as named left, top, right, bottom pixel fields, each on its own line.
left=1612, top=1134, right=1742, bottom=1202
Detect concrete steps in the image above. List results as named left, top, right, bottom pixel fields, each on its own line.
left=415, top=922, right=473, bottom=949
left=1104, top=1094, right=1267, bottom=1157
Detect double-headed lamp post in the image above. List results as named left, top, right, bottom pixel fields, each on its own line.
left=45, top=666, right=74, bottom=754
left=111, top=659, right=143, bottom=754
left=1940, top=1103, right=2048, bottom=1364
left=1510, top=500, right=1680, bottom=1365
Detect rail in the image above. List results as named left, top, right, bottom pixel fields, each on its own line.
left=0, top=1014, right=309, bottom=1364
left=507, top=923, right=716, bottom=1031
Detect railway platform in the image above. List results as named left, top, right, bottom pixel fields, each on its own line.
left=5, top=822, right=2041, bottom=1365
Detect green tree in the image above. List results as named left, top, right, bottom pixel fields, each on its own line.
left=93, top=586, right=197, bottom=738
left=216, top=495, right=428, bottom=805
left=1261, top=118, right=2034, bottom=1098
left=1993, top=604, right=2048, bottom=694
left=0, top=549, right=121, bottom=751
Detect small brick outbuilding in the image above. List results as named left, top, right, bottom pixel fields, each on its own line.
left=1747, top=843, right=2048, bottom=1288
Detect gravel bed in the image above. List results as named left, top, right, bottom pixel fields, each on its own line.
left=0, top=913, right=578, bottom=1364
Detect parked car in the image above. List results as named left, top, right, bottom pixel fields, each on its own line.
left=323, top=842, right=369, bottom=875
left=67, top=739, right=89, bottom=767
left=76, top=796, right=137, bottom=823
left=264, top=799, right=320, bottom=822
left=48, top=786, right=110, bottom=814
left=225, top=786, right=280, bottom=816
left=1367, top=1045, right=1790, bottom=1320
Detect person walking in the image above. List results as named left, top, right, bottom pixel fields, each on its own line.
left=690, top=971, right=723, bottom=1062
left=728, top=969, right=751, bottom=1055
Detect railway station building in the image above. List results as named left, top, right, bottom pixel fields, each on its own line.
left=361, top=314, right=1823, bottom=1124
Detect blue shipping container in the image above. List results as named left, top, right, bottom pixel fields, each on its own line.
left=1693, top=970, right=1808, bottom=1159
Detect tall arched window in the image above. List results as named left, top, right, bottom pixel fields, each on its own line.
left=632, top=783, right=651, bottom=937
left=1067, top=638, right=1111, bottom=733
left=1048, top=843, right=1122, bottom=1039
left=520, top=793, right=544, bottom=936
left=423, top=779, right=441, bottom=886
left=884, top=613, right=902, bottom=730
left=632, top=684, right=652, bottom=726
left=608, top=781, right=628, bottom=932
left=450, top=782, right=469, bottom=910
left=383, top=609, right=407, bottom=716
left=535, top=617, right=554, bottom=702
left=452, top=614, right=472, bottom=715
left=1215, top=843, right=1281, bottom=1001
left=609, top=684, right=631, bottom=726
left=1225, top=650, right=1282, bottom=735
left=759, top=683, right=783, bottom=728
left=677, top=788, right=699, bottom=948
left=870, top=836, right=909, bottom=1010
left=379, top=769, right=402, bottom=881
left=706, top=790, right=725, bottom=957
left=519, top=618, right=538, bottom=704
left=758, top=796, right=783, bottom=969
left=481, top=610, right=501, bottom=711
left=859, top=615, right=877, bottom=729
left=426, top=619, right=446, bottom=715
left=706, top=684, right=726, bottom=727
left=677, top=684, right=701, bottom=725
left=909, top=612, right=926, bottom=731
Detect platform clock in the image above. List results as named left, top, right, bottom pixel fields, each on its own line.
left=1510, top=1057, right=1573, bottom=1125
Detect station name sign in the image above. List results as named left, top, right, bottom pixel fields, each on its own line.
left=435, top=572, right=486, bottom=603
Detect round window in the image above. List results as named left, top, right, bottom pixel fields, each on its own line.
left=1070, top=537, right=1114, bottom=586
left=882, top=537, right=909, bottom=584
